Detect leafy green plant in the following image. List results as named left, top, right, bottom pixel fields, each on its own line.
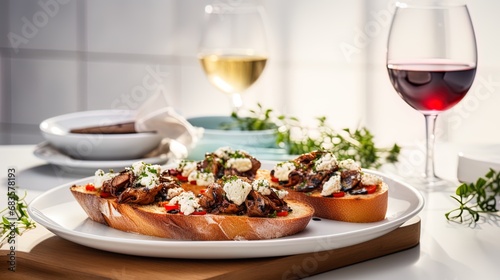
left=1, top=190, right=36, bottom=247
left=220, top=103, right=278, bottom=131
left=445, top=169, right=500, bottom=224
left=223, top=103, right=401, bottom=169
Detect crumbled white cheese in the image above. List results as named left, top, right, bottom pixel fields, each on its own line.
left=187, top=171, right=198, bottom=183
left=321, top=174, right=341, bottom=196
left=130, top=161, right=145, bottom=177
left=141, top=167, right=161, bottom=189
left=252, top=179, right=271, bottom=196
left=214, top=146, right=234, bottom=159
left=315, top=153, right=337, bottom=171
left=138, top=174, right=157, bottom=189
left=223, top=178, right=252, bottom=206
left=214, top=147, right=250, bottom=161
left=272, top=188, right=289, bottom=199
left=166, top=187, right=184, bottom=199
left=94, top=169, right=117, bottom=189
left=361, top=173, right=383, bottom=186
left=187, top=171, right=215, bottom=186
left=129, top=161, right=161, bottom=189
left=274, top=161, right=296, bottom=181
left=178, top=160, right=197, bottom=177
left=251, top=178, right=289, bottom=198
left=338, top=159, right=361, bottom=171
left=168, top=191, right=200, bottom=215
left=227, top=157, right=252, bottom=172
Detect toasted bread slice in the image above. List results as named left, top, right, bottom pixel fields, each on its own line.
left=257, top=169, right=388, bottom=223
left=70, top=184, right=314, bottom=241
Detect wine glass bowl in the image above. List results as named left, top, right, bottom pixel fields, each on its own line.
left=387, top=61, right=476, bottom=114
left=386, top=1, right=477, bottom=188
left=199, top=53, right=267, bottom=98
left=198, top=3, right=268, bottom=112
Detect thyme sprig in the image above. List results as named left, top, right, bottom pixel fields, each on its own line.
left=1, top=190, right=36, bottom=248
left=445, top=169, right=500, bottom=224
left=223, top=103, right=400, bottom=169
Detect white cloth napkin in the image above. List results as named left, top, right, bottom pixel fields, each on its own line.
left=134, top=91, right=202, bottom=158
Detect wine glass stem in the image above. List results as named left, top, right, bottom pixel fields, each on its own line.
left=231, top=93, right=243, bottom=113
left=424, top=114, right=438, bottom=180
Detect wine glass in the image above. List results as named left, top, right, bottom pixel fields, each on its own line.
left=386, top=1, right=477, bottom=188
left=198, top=2, right=268, bottom=113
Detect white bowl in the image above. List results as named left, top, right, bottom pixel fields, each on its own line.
left=40, top=110, right=162, bottom=160
left=457, top=144, right=500, bottom=183
left=187, top=115, right=278, bottom=159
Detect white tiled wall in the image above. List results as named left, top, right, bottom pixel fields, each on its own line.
left=86, top=0, right=177, bottom=55
left=85, top=62, right=176, bottom=110
left=1, top=0, right=499, bottom=148
left=10, top=57, right=80, bottom=122
left=0, top=0, right=9, bottom=127
left=6, top=0, right=79, bottom=51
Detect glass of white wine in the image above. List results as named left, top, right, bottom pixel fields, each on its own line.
left=198, top=2, right=268, bottom=113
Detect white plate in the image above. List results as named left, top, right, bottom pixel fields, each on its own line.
left=28, top=165, right=424, bottom=259
left=33, top=142, right=169, bottom=175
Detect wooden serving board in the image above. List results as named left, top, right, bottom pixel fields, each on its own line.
left=0, top=216, right=420, bottom=279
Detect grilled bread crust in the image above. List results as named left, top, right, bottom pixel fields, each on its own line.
left=256, top=169, right=388, bottom=223
left=70, top=184, right=314, bottom=241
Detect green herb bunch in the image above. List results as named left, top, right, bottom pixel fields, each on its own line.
left=220, top=104, right=278, bottom=131
left=445, top=169, right=500, bottom=224
left=1, top=190, right=36, bottom=247
left=223, top=103, right=401, bottom=169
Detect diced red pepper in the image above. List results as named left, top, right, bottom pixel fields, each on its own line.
left=100, top=191, right=111, bottom=198
left=270, top=175, right=279, bottom=183
left=365, top=185, right=377, bottom=194
left=277, top=210, right=289, bottom=217
left=192, top=210, right=207, bottom=215
left=189, top=180, right=197, bottom=185
left=85, top=184, right=96, bottom=191
left=176, top=175, right=188, bottom=182
left=333, top=192, right=345, bottom=198
left=200, top=189, right=206, bottom=194
left=164, top=204, right=179, bottom=211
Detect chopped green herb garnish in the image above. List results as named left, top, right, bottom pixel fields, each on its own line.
left=148, top=167, right=158, bottom=174
left=1, top=190, right=36, bottom=247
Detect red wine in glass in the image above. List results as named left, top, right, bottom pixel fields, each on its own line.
left=387, top=60, right=476, bottom=114
left=386, top=2, right=477, bottom=188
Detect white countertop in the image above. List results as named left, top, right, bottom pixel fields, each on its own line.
left=1, top=144, right=499, bottom=278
